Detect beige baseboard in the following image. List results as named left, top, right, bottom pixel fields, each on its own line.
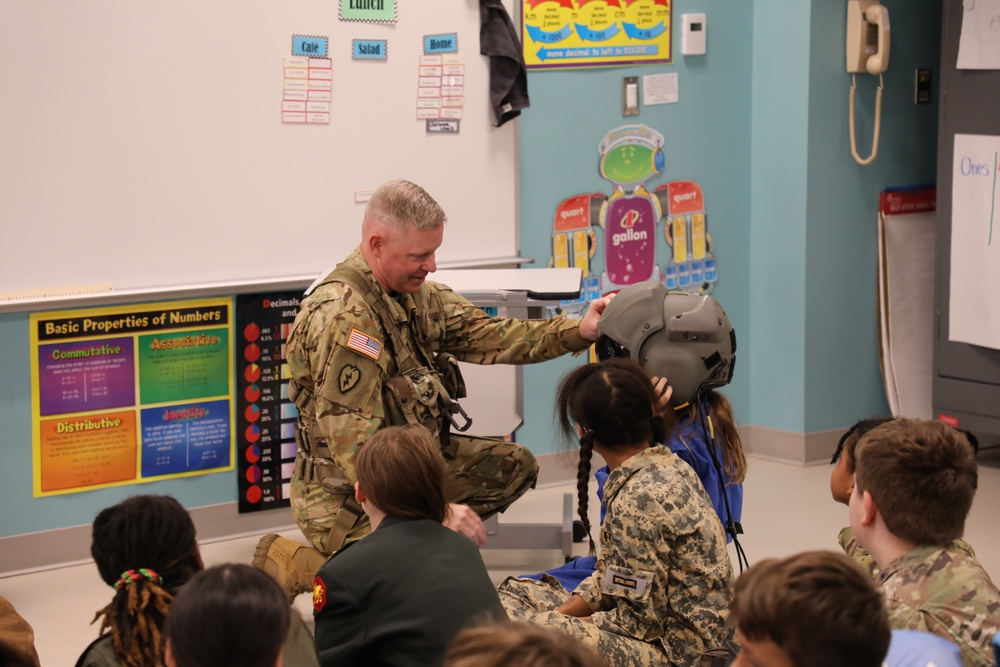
left=0, top=503, right=297, bottom=578
left=740, top=424, right=843, bottom=466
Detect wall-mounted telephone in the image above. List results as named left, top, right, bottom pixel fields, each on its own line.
left=846, top=0, right=890, bottom=165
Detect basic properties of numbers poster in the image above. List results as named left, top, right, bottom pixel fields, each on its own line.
left=30, top=299, right=235, bottom=496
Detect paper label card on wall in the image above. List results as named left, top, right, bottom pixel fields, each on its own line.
left=353, top=39, right=388, bottom=61
left=424, top=33, right=458, bottom=54
left=340, top=0, right=397, bottom=24
left=949, top=134, right=1000, bottom=350
left=292, top=35, right=328, bottom=57
left=643, top=72, right=678, bottom=105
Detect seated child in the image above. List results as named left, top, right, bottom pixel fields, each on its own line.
left=532, top=387, right=745, bottom=593
left=728, top=550, right=891, bottom=667
left=850, top=418, right=1000, bottom=667
left=444, top=622, right=605, bottom=667
left=533, top=287, right=744, bottom=592
left=667, top=388, right=745, bottom=543
left=164, top=564, right=289, bottom=667
left=829, top=417, right=895, bottom=576
left=312, top=424, right=506, bottom=667
left=75, top=495, right=318, bottom=667
left=498, top=359, right=733, bottom=667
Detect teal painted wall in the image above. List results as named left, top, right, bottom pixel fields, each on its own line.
left=748, top=0, right=812, bottom=434
left=517, top=0, right=754, bottom=456
left=802, top=0, right=940, bottom=432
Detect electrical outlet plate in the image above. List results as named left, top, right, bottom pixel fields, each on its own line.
left=915, top=67, right=932, bottom=104
left=622, top=76, right=639, bottom=116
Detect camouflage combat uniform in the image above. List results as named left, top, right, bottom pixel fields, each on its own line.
left=839, top=525, right=881, bottom=578
left=286, top=247, right=592, bottom=554
left=498, top=447, right=734, bottom=667
left=876, top=541, right=1000, bottom=667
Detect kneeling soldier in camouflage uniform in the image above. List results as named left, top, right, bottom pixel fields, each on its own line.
left=254, top=179, right=612, bottom=600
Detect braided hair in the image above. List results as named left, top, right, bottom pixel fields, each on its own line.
left=89, top=495, right=199, bottom=667
left=556, top=359, right=666, bottom=554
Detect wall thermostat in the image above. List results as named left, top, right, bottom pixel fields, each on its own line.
left=681, top=13, right=707, bottom=56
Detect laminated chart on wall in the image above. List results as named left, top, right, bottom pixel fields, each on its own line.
left=950, top=134, right=1000, bottom=350
left=234, top=291, right=303, bottom=513
left=552, top=193, right=602, bottom=314
left=548, top=125, right=721, bottom=313
left=29, top=299, right=234, bottom=497
left=596, top=124, right=666, bottom=294
left=522, top=0, right=672, bottom=69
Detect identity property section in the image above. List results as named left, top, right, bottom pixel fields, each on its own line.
left=30, top=300, right=235, bottom=496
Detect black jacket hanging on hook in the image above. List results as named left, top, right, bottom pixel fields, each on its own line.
left=479, top=0, right=530, bottom=127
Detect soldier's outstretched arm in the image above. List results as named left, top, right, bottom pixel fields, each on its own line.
left=434, top=286, right=596, bottom=365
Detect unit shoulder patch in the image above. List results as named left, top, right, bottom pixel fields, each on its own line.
left=339, top=364, right=361, bottom=393
left=313, top=576, right=327, bottom=612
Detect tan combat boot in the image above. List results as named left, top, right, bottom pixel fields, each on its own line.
left=252, top=534, right=328, bottom=604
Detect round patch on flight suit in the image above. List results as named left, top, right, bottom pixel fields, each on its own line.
left=313, top=575, right=327, bottom=612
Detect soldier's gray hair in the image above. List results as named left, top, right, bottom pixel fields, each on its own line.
left=364, top=179, right=446, bottom=231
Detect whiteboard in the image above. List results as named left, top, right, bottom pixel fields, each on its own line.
left=0, top=0, right=518, bottom=294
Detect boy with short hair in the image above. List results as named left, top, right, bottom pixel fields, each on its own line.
left=850, top=418, right=1000, bottom=667
left=728, top=550, right=891, bottom=667
left=829, top=417, right=895, bottom=576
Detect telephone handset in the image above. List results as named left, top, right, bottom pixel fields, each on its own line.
left=847, top=0, right=890, bottom=75
left=846, top=0, right=890, bottom=165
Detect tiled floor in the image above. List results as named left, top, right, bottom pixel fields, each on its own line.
left=5, top=450, right=1000, bottom=666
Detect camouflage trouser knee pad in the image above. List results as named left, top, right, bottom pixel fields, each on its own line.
left=446, top=435, right=539, bottom=517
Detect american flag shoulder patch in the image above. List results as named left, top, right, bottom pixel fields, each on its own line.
left=346, top=329, right=382, bottom=360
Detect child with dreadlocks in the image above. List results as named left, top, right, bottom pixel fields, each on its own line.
left=498, top=359, right=733, bottom=667
left=75, top=495, right=200, bottom=667
left=74, top=495, right=319, bottom=667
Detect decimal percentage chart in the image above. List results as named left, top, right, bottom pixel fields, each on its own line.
left=235, top=291, right=303, bottom=513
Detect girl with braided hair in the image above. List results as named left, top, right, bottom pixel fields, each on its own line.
left=75, top=495, right=320, bottom=667
left=76, top=495, right=200, bottom=667
left=497, top=359, right=733, bottom=667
